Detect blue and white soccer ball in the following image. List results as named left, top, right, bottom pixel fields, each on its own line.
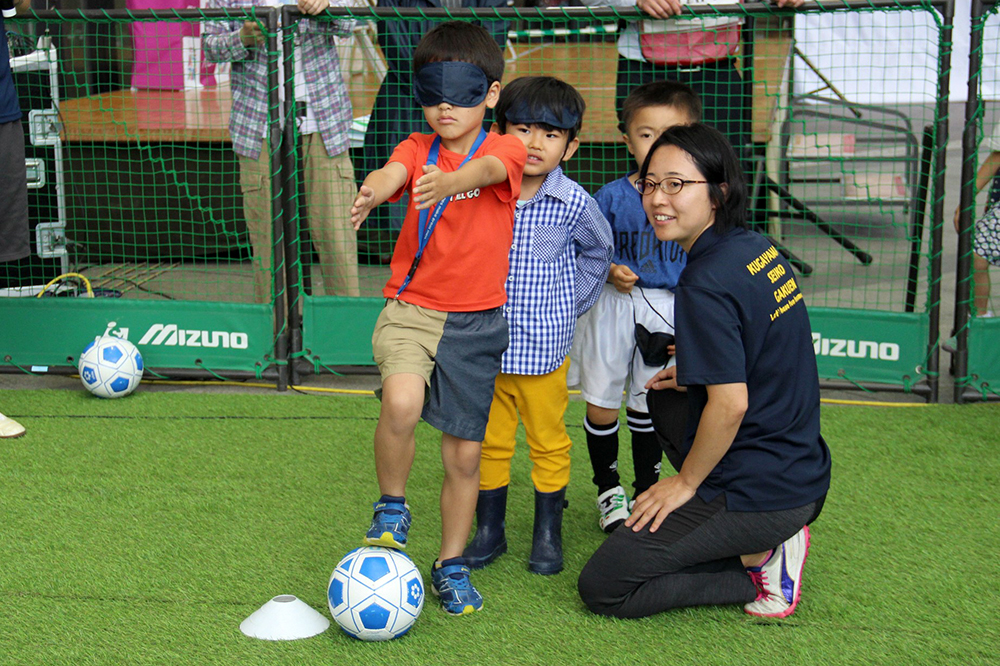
left=328, top=546, right=424, bottom=641
left=78, top=335, right=144, bottom=399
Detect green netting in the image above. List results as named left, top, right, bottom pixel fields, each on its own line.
left=1, top=2, right=950, bottom=387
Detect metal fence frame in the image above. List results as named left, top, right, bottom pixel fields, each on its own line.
left=1, top=0, right=953, bottom=397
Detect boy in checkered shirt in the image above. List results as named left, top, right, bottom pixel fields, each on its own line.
left=463, top=76, right=613, bottom=575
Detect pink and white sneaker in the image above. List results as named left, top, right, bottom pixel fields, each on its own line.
left=744, top=525, right=810, bottom=618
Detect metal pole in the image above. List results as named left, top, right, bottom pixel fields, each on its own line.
left=926, top=0, right=955, bottom=403
left=953, top=0, right=986, bottom=403
left=265, top=7, right=290, bottom=392
left=280, top=5, right=304, bottom=387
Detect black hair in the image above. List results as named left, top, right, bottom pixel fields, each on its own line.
left=413, top=21, right=505, bottom=86
left=619, top=80, right=702, bottom=134
left=494, top=76, right=586, bottom=144
left=638, top=123, right=748, bottom=234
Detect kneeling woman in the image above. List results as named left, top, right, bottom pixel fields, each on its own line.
left=577, top=124, right=831, bottom=619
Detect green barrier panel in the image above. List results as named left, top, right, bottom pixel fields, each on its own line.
left=301, top=295, right=380, bottom=367
left=808, top=307, right=929, bottom=387
left=966, top=316, right=1000, bottom=399
left=0, top=299, right=274, bottom=373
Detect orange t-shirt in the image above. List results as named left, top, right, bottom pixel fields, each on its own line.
left=383, top=131, right=526, bottom=312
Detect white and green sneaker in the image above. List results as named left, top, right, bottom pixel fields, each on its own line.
left=597, top=485, right=629, bottom=533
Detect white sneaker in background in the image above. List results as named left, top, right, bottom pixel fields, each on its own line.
left=596, top=485, right=629, bottom=533
left=0, top=412, right=26, bottom=439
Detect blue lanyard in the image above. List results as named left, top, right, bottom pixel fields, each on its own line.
left=395, top=128, right=488, bottom=298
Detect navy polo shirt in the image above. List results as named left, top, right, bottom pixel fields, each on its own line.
left=674, top=226, right=831, bottom=512
left=1, top=15, right=23, bottom=123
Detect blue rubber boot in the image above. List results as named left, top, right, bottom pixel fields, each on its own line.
left=528, top=487, right=566, bottom=575
left=462, top=486, right=508, bottom=569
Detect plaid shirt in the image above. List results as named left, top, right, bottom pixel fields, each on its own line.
left=502, top=167, right=613, bottom=376
left=202, top=0, right=353, bottom=159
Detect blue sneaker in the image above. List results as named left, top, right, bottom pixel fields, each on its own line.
left=431, top=561, right=483, bottom=616
left=363, top=500, right=411, bottom=550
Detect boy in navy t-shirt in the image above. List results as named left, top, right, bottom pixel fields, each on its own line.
left=569, top=80, right=700, bottom=532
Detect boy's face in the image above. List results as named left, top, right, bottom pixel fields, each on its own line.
left=503, top=123, right=579, bottom=179
left=623, top=105, right=694, bottom=171
left=422, top=81, right=502, bottom=146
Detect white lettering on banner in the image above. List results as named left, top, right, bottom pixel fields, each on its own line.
left=137, top=324, right=249, bottom=350
left=103, top=321, right=130, bottom=340
left=811, top=332, right=900, bottom=362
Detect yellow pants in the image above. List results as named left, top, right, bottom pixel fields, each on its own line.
left=480, top=359, right=572, bottom=493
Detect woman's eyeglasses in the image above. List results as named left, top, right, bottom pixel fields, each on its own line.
left=634, top=177, right=708, bottom=196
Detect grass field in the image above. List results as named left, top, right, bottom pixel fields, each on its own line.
left=0, top=388, right=997, bottom=666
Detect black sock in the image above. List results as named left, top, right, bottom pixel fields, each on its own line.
left=628, top=409, right=662, bottom=495
left=585, top=416, right=620, bottom=494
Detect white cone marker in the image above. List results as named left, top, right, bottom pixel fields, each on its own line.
left=240, top=595, right=330, bottom=641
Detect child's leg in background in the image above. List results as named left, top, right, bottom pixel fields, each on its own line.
left=574, top=285, right=635, bottom=494
left=626, top=286, right=678, bottom=497
left=520, top=360, right=573, bottom=494
left=479, top=374, right=520, bottom=492
left=972, top=179, right=1000, bottom=314
left=972, top=254, right=993, bottom=314
left=463, top=376, right=518, bottom=569
left=586, top=403, right=622, bottom=493
left=624, top=406, right=660, bottom=497
left=517, top=360, right=573, bottom=574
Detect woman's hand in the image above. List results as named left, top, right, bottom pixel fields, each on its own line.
left=645, top=364, right=685, bottom=392
left=625, top=475, right=697, bottom=533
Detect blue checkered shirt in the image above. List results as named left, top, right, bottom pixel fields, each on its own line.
left=202, top=0, right=353, bottom=160
left=502, top=167, right=613, bottom=375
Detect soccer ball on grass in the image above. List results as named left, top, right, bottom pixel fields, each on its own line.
left=78, top=335, right=144, bottom=398
left=328, top=546, right=424, bottom=641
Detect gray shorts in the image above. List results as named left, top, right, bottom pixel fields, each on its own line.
left=0, top=120, right=30, bottom=263
left=372, top=299, right=508, bottom=441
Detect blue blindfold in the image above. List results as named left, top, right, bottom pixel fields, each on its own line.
left=504, top=100, right=580, bottom=130
left=414, top=61, right=490, bottom=108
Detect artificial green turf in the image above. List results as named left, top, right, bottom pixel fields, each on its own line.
left=0, top=389, right=997, bottom=665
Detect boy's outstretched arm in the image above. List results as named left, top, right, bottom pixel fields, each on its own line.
left=352, top=162, right=408, bottom=230
left=574, top=197, right=614, bottom=317
left=412, top=156, right=508, bottom=211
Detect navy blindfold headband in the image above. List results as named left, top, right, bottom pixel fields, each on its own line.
left=414, top=62, right=490, bottom=108
left=504, top=101, right=580, bottom=130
